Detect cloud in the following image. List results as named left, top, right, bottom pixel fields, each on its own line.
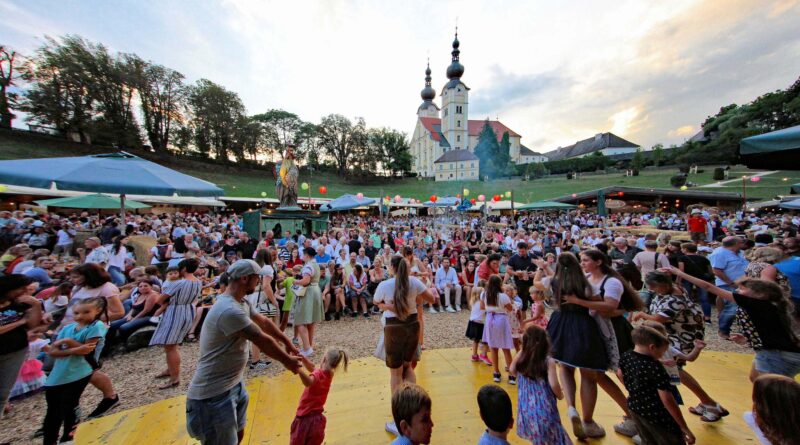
left=469, top=66, right=571, bottom=116
left=668, top=125, right=697, bottom=138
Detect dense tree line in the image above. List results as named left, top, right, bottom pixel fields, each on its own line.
left=0, top=35, right=412, bottom=177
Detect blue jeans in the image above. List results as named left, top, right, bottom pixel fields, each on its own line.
left=717, top=285, right=738, bottom=335
left=108, top=265, right=126, bottom=286
left=110, top=317, right=155, bottom=341
left=683, top=281, right=711, bottom=318
left=186, top=382, right=249, bottom=445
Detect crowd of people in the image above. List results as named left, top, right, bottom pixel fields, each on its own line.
left=1, top=205, right=799, bottom=445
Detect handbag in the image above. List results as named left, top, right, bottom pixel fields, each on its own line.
left=254, top=283, right=277, bottom=317
left=291, top=283, right=308, bottom=298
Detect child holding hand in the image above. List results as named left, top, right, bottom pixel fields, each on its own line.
left=290, top=348, right=349, bottom=445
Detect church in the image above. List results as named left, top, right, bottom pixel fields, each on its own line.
left=411, top=32, right=547, bottom=181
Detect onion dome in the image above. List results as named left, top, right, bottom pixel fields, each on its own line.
left=420, top=61, right=435, bottom=101
left=446, top=30, right=464, bottom=80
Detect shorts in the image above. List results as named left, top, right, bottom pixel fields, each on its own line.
left=690, top=232, right=705, bottom=243
left=290, top=412, right=326, bottom=445
left=630, top=411, right=684, bottom=445
left=186, top=382, right=249, bottom=445
left=384, top=314, right=420, bottom=369
left=754, top=349, right=800, bottom=378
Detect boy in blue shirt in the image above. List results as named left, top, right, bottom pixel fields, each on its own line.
left=476, top=384, right=513, bottom=445
left=390, top=383, right=433, bottom=445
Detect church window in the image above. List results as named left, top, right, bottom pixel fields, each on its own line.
left=456, top=105, right=462, bottom=114
left=449, top=173, right=453, bottom=178
left=460, top=172, right=463, bottom=177
left=460, top=162, right=464, bottom=168
left=456, top=135, right=460, bottom=142
left=457, top=88, right=461, bottom=92
left=457, top=120, right=461, bottom=127
left=471, top=162, right=475, bottom=168
left=444, top=108, right=448, bottom=117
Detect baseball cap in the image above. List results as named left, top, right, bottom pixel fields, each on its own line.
left=691, top=209, right=701, bottom=214
left=226, top=259, right=263, bottom=280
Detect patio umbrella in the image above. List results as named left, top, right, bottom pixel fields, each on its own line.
left=35, top=193, right=150, bottom=210
left=423, top=196, right=460, bottom=207
left=517, top=201, right=577, bottom=210
left=319, top=194, right=376, bottom=212
left=0, top=152, right=223, bottom=220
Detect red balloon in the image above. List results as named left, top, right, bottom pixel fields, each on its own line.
left=618, top=192, right=624, bottom=197
left=430, top=195, right=438, bottom=203
left=470, top=198, right=476, bottom=204
left=319, top=186, right=327, bottom=194
left=493, top=194, right=501, bottom=202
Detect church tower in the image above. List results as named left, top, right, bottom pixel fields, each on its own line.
left=417, top=61, right=439, bottom=118
left=440, top=30, right=469, bottom=151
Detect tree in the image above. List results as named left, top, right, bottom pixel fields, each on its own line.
left=369, top=127, right=412, bottom=176
left=316, top=114, right=368, bottom=177
left=86, top=47, right=140, bottom=146
left=0, top=45, right=20, bottom=129
left=252, top=109, right=306, bottom=160
left=474, top=120, right=499, bottom=179
left=129, top=57, right=186, bottom=152
left=187, top=79, right=246, bottom=160
left=21, top=35, right=99, bottom=143
left=651, top=143, right=664, bottom=167
left=498, top=131, right=513, bottom=176
left=631, top=148, right=644, bottom=171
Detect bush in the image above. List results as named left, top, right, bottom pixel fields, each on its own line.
left=670, top=175, right=688, bottom=188
left=678, top=165, right=690, bottom=174
left=713, top=167, right=725, bottom=180
left=632, top=169, right=640, bottom=176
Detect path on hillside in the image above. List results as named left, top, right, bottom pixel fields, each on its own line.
left=699, top=170, right=778, bottom=188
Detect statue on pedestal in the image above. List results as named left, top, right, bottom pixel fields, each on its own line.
left=276, top=144, right=299, bottom=209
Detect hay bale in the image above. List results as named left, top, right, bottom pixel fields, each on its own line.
left=128, top=235, right=157, bottom=267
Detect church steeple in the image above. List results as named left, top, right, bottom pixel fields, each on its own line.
left=420, top=60, right=435, bottom=102
left=446, top=29, right=464, bottom=80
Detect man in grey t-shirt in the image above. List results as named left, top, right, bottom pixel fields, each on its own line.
left=186, top=260, right=301, bottom=445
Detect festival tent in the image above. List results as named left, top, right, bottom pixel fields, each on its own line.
left=423, top=196, right=460, bottom=207
left=319, top=194, right=376, bottom=212
left=0, top=152, right=224, bottom=220
left=517, top=201, right=577, bottom=210
left=35, top=193, right=150, bottom=210
left=780, top=198, right=800, bottom=210
left=739, top=125, right=800, bottom=170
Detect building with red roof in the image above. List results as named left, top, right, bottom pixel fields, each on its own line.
left=411, top=32, right=547, bottom=180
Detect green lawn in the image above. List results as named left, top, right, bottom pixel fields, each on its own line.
left=1, top=130, right=797, bottom=202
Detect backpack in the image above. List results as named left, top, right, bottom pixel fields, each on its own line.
left=156, top=244, right=170, bottom=262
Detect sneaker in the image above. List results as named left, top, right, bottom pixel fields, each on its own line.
left=479, top=354, right=493, bottom=366
left=334, top=312, right=341, bottom=321
left=300, top=348, right=314, bottom=357
left=249, top=360, right=270, bottom=371
left=363, top=312, right=370, bottom=318
left=445, top=306, right=456, bottom=313
left=492, top=373, right=501, bottom=383
left=455, top=306, right=461, bottom=311
left=613, top=416, right=638, bottom=437
left=324, top=313, right=332, bottom=321
left=351, top=312, right=358, bottom=318
left=385, top=421, right=399, bottom=436
left=633, top=434, right=643, bottom=445
left=87, top=395, right=120, bottom=419
left=471, top=354, right=480, bottom=362
left=429, top=307, right=438, bottom=314
left=508, top=376, right=516, bottom=385
left=567, top=407, right=586, bottom=440
left=582, top=420, right=606, bottom=438
left=292, top=337, right=300, bottom=347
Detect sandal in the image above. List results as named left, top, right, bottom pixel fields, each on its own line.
left=187, top=333, right=197, bottom=342
left=158, top=380, right=180, bottom=390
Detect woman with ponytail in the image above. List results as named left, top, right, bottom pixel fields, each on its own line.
left=373, top=255, right=436, bottom=436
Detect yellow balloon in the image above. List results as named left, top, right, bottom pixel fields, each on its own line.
left=0, top=185, right=6, bottom=193
left=463, top=188, right=470, bottom=197
left=261, top=192, right=267, bottom=197
left=504, top=191, right=511, bottom=198
left=301, top=182, right=309, bottom=190
left=680, top=185, right=688, bottom=191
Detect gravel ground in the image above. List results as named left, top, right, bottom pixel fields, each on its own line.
left=1, top=308, right=750, bottom=445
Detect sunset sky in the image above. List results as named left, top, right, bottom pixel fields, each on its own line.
left=2, top=0, right=799, bottom=152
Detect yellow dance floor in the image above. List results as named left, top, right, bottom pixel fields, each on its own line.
left=76, top=349, right=757, bottom=444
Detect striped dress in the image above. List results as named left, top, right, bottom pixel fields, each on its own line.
left=149, top=279, right=202, bottom=346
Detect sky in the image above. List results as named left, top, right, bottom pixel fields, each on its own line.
left=2, top=0, right=800, bottom=153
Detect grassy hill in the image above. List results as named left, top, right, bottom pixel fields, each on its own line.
left=1, top=129, right=797, bottom=202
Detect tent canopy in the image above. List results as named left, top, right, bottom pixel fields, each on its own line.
left=319, top=194, right=376, bottom=212
left=0, top=152, right=224, bottom=197
left=423, top=196, right=460, bottom=207
left=35, top=193, right=150, bottom=209
left=740, top=126, right=800, bottom=170
left=517, top=201, right=577, bottom=210
left=780, top=198, right=800, bottom=210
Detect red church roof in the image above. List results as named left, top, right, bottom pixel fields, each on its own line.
left=419, top=117, right=520, bottom=142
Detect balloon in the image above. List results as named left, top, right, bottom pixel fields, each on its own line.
left=301, top=182, right=309, bottom=190
left=478, top=194, right=486, bottom=202
left=492, top=195, right=501, bottom=202
left=470, top=198, right=476, bottom=204
left=319, top=186, right=327, bottom=194
left=750, top=176, right=761, bottom=183
left=571, top=193, right=577, bottom=198
left=680, top=185, right=688, bottom=190
left=0, top=185, right=6, bottom=193
left=394, top=195, right=402, bottom=203
left=260, top=192, right=267, bottom=197
left=463, top=188, right=470, bottom=197
left=356, top=192, right=364, bottom=199
left=504, top=191, right=511, bottom=198
left=430, top=195, right=438, bottom=203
